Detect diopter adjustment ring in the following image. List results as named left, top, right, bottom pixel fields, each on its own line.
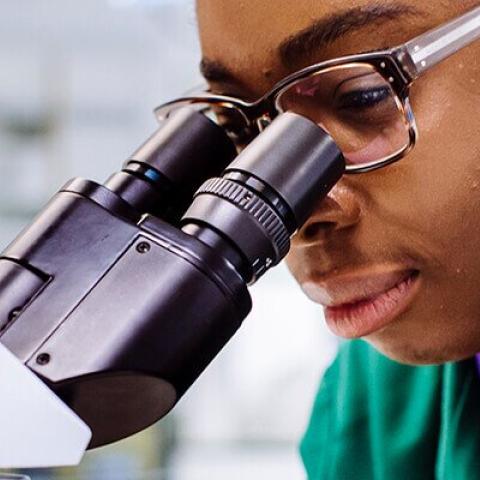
left=196, top=177, right=290, bottom=260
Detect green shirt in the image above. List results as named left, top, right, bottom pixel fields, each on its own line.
left=300, top=340, right=480, bottom=479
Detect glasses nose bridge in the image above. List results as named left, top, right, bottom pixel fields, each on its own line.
left=242, top=97, right=280, bottom=132
left=256, top=113, right=274, bottom=132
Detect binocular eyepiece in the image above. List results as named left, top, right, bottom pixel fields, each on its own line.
left=107, top=108, right=344, bottom=283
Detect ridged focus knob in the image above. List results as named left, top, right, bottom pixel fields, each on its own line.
left=198, top=178, right=290, bottom=259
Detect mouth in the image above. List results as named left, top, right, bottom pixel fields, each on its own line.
left=304, top=268, right=421, bottom=338
left=325, top=269, right=420, bottom=338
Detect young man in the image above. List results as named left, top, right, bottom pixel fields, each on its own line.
left=194, top=1, right=480, bottom=478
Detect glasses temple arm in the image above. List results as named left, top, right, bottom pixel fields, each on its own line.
left=399, top=6, right=480, bottom=79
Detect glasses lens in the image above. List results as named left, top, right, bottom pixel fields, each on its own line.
left=156, top=101, right=254, bottom=148
left=276, top=64, right=410, bottom=169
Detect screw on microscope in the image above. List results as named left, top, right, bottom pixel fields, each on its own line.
left=136, top=241, right=151, bottom=254
left=36, top=353, right=51, bottom=365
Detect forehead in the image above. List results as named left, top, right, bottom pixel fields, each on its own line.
left=196, top=0, right=454, bottom=97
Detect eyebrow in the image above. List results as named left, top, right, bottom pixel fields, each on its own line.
left=200, top=2, right=423, bottom=85
left=279, top=3, right=422, bottom=67
left=199, top=58, right=238, bottom=85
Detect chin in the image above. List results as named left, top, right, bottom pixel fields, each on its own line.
left=365, top=335, right=480, bottom=366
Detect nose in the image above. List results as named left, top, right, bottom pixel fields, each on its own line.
left=296, top=180, right=362, bottom=245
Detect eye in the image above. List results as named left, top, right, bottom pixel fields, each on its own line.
left=336, top=86, right=391, bottom=110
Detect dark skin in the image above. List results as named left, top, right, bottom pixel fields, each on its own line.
left=197, top=1, right=480, bottom=364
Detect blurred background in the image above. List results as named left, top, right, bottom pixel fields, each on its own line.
left=0, top=1, right=338, bottom=478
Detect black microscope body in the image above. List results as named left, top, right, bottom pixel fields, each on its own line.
left=0, top=108, right=344, bottom=447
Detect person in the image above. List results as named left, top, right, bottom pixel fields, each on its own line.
left=189, top=1, right=480, bottom=478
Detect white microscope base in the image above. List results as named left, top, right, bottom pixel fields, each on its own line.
left=0, top=343, right=91, bottom=468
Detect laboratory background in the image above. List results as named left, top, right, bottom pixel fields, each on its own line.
left=0, top=1, right=338, bottom=479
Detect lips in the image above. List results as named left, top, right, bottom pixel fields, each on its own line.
left=301, top=267, right=421, bottom=338
left=303, top=268, right=415, bottom=307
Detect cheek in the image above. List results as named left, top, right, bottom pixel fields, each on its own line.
left=403, top=61, right=480, bottom=274
left=369, top=59, right=480, bottom=355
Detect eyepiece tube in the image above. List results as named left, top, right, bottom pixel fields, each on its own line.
left=105, top=107, right=237, bottom=221
left=225, top=113, right=344, bottom=228
left=182, top=112, right=345, bottom=282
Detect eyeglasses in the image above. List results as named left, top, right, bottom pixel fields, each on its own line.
left=155, top=6, right=480, bottom=173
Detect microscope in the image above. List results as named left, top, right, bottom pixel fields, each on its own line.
left=0, top=105, right=344, bottom=466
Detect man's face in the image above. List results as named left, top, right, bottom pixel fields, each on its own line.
left=197, top=0, right=480, bottom=364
